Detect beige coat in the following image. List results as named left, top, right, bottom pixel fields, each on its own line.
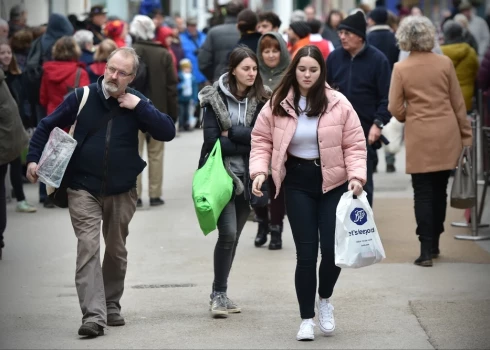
left=388, top=51, right=472, bottom=174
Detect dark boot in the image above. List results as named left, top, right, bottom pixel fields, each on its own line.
left=414, top=241, right=433, bottom=267
left=78, top=322, right=104, bottom=337
left=254, top=222, right=269, bottom=247
left=268, top=225, right=282, bottom=250
left=432, top=235, right=440, bottom=258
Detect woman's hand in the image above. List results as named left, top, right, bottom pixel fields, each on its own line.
left=348, top=179, right=363, bottom=196
left=252, top=174, right=266, bottom=197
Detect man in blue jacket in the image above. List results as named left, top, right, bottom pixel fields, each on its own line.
left=26, top=48, right=176, bottom=338
left=326, top=11, right=391, bottom=206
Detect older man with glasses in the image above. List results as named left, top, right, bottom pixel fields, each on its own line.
left=326, top=11, right=391, bottom=207
left=25, top=47, right=176, bottom=338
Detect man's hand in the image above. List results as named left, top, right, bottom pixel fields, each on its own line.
left=117, top=93, right=141, bottom=110
left=26, top=162, right=38, bottom=183
left=368, top=124, right=382, bottom=145
left=348, top=179, right=363, bottom=196
left=252, top=174, right=266, bottom=197
left=221, top=130, right=228, bottom=137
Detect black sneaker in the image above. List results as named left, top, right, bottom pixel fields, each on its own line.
left=386, top=164, right=396, bottom=173
left=150, top=197, right=165, bottom=206
left=136, top=198, right=143, bottom=208
left=107, top=313, right=125, bottom=326
left=78, top=322, right=104, bottom=337
left=43, top=197, right=55, bottom=209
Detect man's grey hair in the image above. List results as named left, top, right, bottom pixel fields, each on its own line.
left=73, top=30, right=94, bottom=48
left=129, top=15, right=155, bottom=41
left=290, top=10, right=306, bottom=23
left=0, top=18, right=8, bottom=28
left=107, top=47, right=140, bottom=75
left=10, top=4, right=25, bottom=21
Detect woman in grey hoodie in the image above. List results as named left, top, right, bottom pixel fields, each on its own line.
left=197, top=46, right=271, bottom=318
left=253, top=32, right=290, bottom=250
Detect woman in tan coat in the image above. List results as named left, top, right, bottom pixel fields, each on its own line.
left=388, top=16, right=472, bottom=267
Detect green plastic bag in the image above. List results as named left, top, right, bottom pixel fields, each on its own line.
left=192, top=140, right=234, bottom=235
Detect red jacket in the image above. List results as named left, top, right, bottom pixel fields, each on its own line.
left=40, top=61, right=90, bottom=115
left=309, top=34, right=333, bottom=60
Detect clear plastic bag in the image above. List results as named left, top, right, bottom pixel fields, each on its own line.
left=36, top=127, right=77, bottom=188
left=335, top=191, right=386, bottom=268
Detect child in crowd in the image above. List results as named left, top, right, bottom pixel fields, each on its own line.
left=177, top=58, right=198, bottom=131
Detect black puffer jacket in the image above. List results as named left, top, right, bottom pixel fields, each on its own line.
left=197, top=79, right=269, bottom=198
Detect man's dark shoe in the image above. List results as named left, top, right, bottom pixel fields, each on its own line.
left=78, top=322, right=104, bottom=337
left=107, top=313, right=125, bottom=326
left=414, top=241, right=433, bottom=267
left=386, top=164, right=396, bottom=173
left=136, top=198, right=143, bottom=208
left=43, top=197, right=55, bottom=209
left=150, top=197, right=165, bottom=206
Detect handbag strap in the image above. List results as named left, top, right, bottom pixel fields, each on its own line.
left=74, top=67, right=82, bottom=89
left=69, top=86, right=90, bottom=136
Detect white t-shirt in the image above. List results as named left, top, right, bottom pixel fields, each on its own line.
left=287, top=96, right=319, bottom=159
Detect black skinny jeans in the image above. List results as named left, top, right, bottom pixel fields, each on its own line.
left=411, top=171, right=451, bottom=243
left=284, top=157, right=348, bottom=319
left=0, top=163, right=8, bottom=247
left=213, top=192, right=251, bottom=293
left=254, top=175, right=286, bottom=226
left=9, top=157, right=26, bottom=202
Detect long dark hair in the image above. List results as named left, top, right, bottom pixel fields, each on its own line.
left=227, top=45, right=270, bottom=102
left=271, top=45, right=328, bottom=118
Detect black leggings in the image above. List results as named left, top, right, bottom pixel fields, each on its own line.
left=284, top=157, right=348, bottom=319
left=0, top=163, right=8, bottom=246
left=9, top=157, right=26, bottom=202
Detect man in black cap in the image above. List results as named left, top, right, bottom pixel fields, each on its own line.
left=288, top=21, right=311, bottom=57
left=326, top=11, right=391, bottom=206
left=85, top=5, right=108, bottom=45
left=367, top=7, right=399, bottom=173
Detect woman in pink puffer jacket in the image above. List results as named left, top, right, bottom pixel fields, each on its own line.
left=249, top=45, right=367, bottom=341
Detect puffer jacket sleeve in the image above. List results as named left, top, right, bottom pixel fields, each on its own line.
left=341, top=101, right=367, bottom=185
left=250, top=103, right=273, bottom=180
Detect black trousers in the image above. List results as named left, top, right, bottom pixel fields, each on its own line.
left=284, top=157, right=348, bottom=319
left=0, top=164, right=8, bottom=247
left=9, top=157, right=26, bottom=202
left=365, top=144, right=375, bottom=207
left=411, top=171, right=451, bottom=243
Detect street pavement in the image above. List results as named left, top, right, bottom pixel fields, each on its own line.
left=1, top=129, right=489, bottom=349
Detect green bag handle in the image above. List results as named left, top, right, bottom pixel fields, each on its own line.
left=204, top=140, right=222, bottom=166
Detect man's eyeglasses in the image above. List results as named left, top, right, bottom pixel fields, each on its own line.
left=106, top=65, right=133, bottom=78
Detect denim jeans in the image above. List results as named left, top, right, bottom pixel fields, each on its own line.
left=213, top=193, right=251, bottom=293
left=284, top=157, right=348, bottom=319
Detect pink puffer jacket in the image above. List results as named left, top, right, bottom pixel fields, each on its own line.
left=250, top=83, right=367, bottom=198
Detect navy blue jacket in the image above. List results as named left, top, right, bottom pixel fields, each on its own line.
left=326, top=44, right=391, bottom=136
left=27, top=81, right=175, bottom=196
left=366, top=26, right=399, bottom=70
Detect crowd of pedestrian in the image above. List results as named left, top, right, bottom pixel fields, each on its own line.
left=0, top=0, right=489, bottom=343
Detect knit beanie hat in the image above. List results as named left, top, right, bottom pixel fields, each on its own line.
left=368, top=7, right=388, bottom=25
left=442, top=20, right=464, bottom=45
left=337, top=11, right=366, bottom=40
left=289, top=21, right=311, bottom=39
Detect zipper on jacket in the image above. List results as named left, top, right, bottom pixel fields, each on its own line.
left=101, top=119, right=113, bottom=196
left=348, top=56, right=354, bottom=96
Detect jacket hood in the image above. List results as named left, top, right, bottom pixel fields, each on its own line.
left=42, top=14, right=74, bottom=58
left=257, top=33, right=290, bottom=81
left=42, top=61, right=84, bottom=83
left=442, top=42, right=472, bottom=66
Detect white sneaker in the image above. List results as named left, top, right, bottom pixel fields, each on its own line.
left=296, top=319, right=315, bottom=341
left=317, top=298, right=335, bottom=335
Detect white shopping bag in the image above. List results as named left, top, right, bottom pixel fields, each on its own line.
left=335, top=191, right=386, bottom=268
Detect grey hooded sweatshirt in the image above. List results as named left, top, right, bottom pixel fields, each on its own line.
left=218, top=73, right=247, bottom=175
left=256, top=32, right=291, bottom=90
